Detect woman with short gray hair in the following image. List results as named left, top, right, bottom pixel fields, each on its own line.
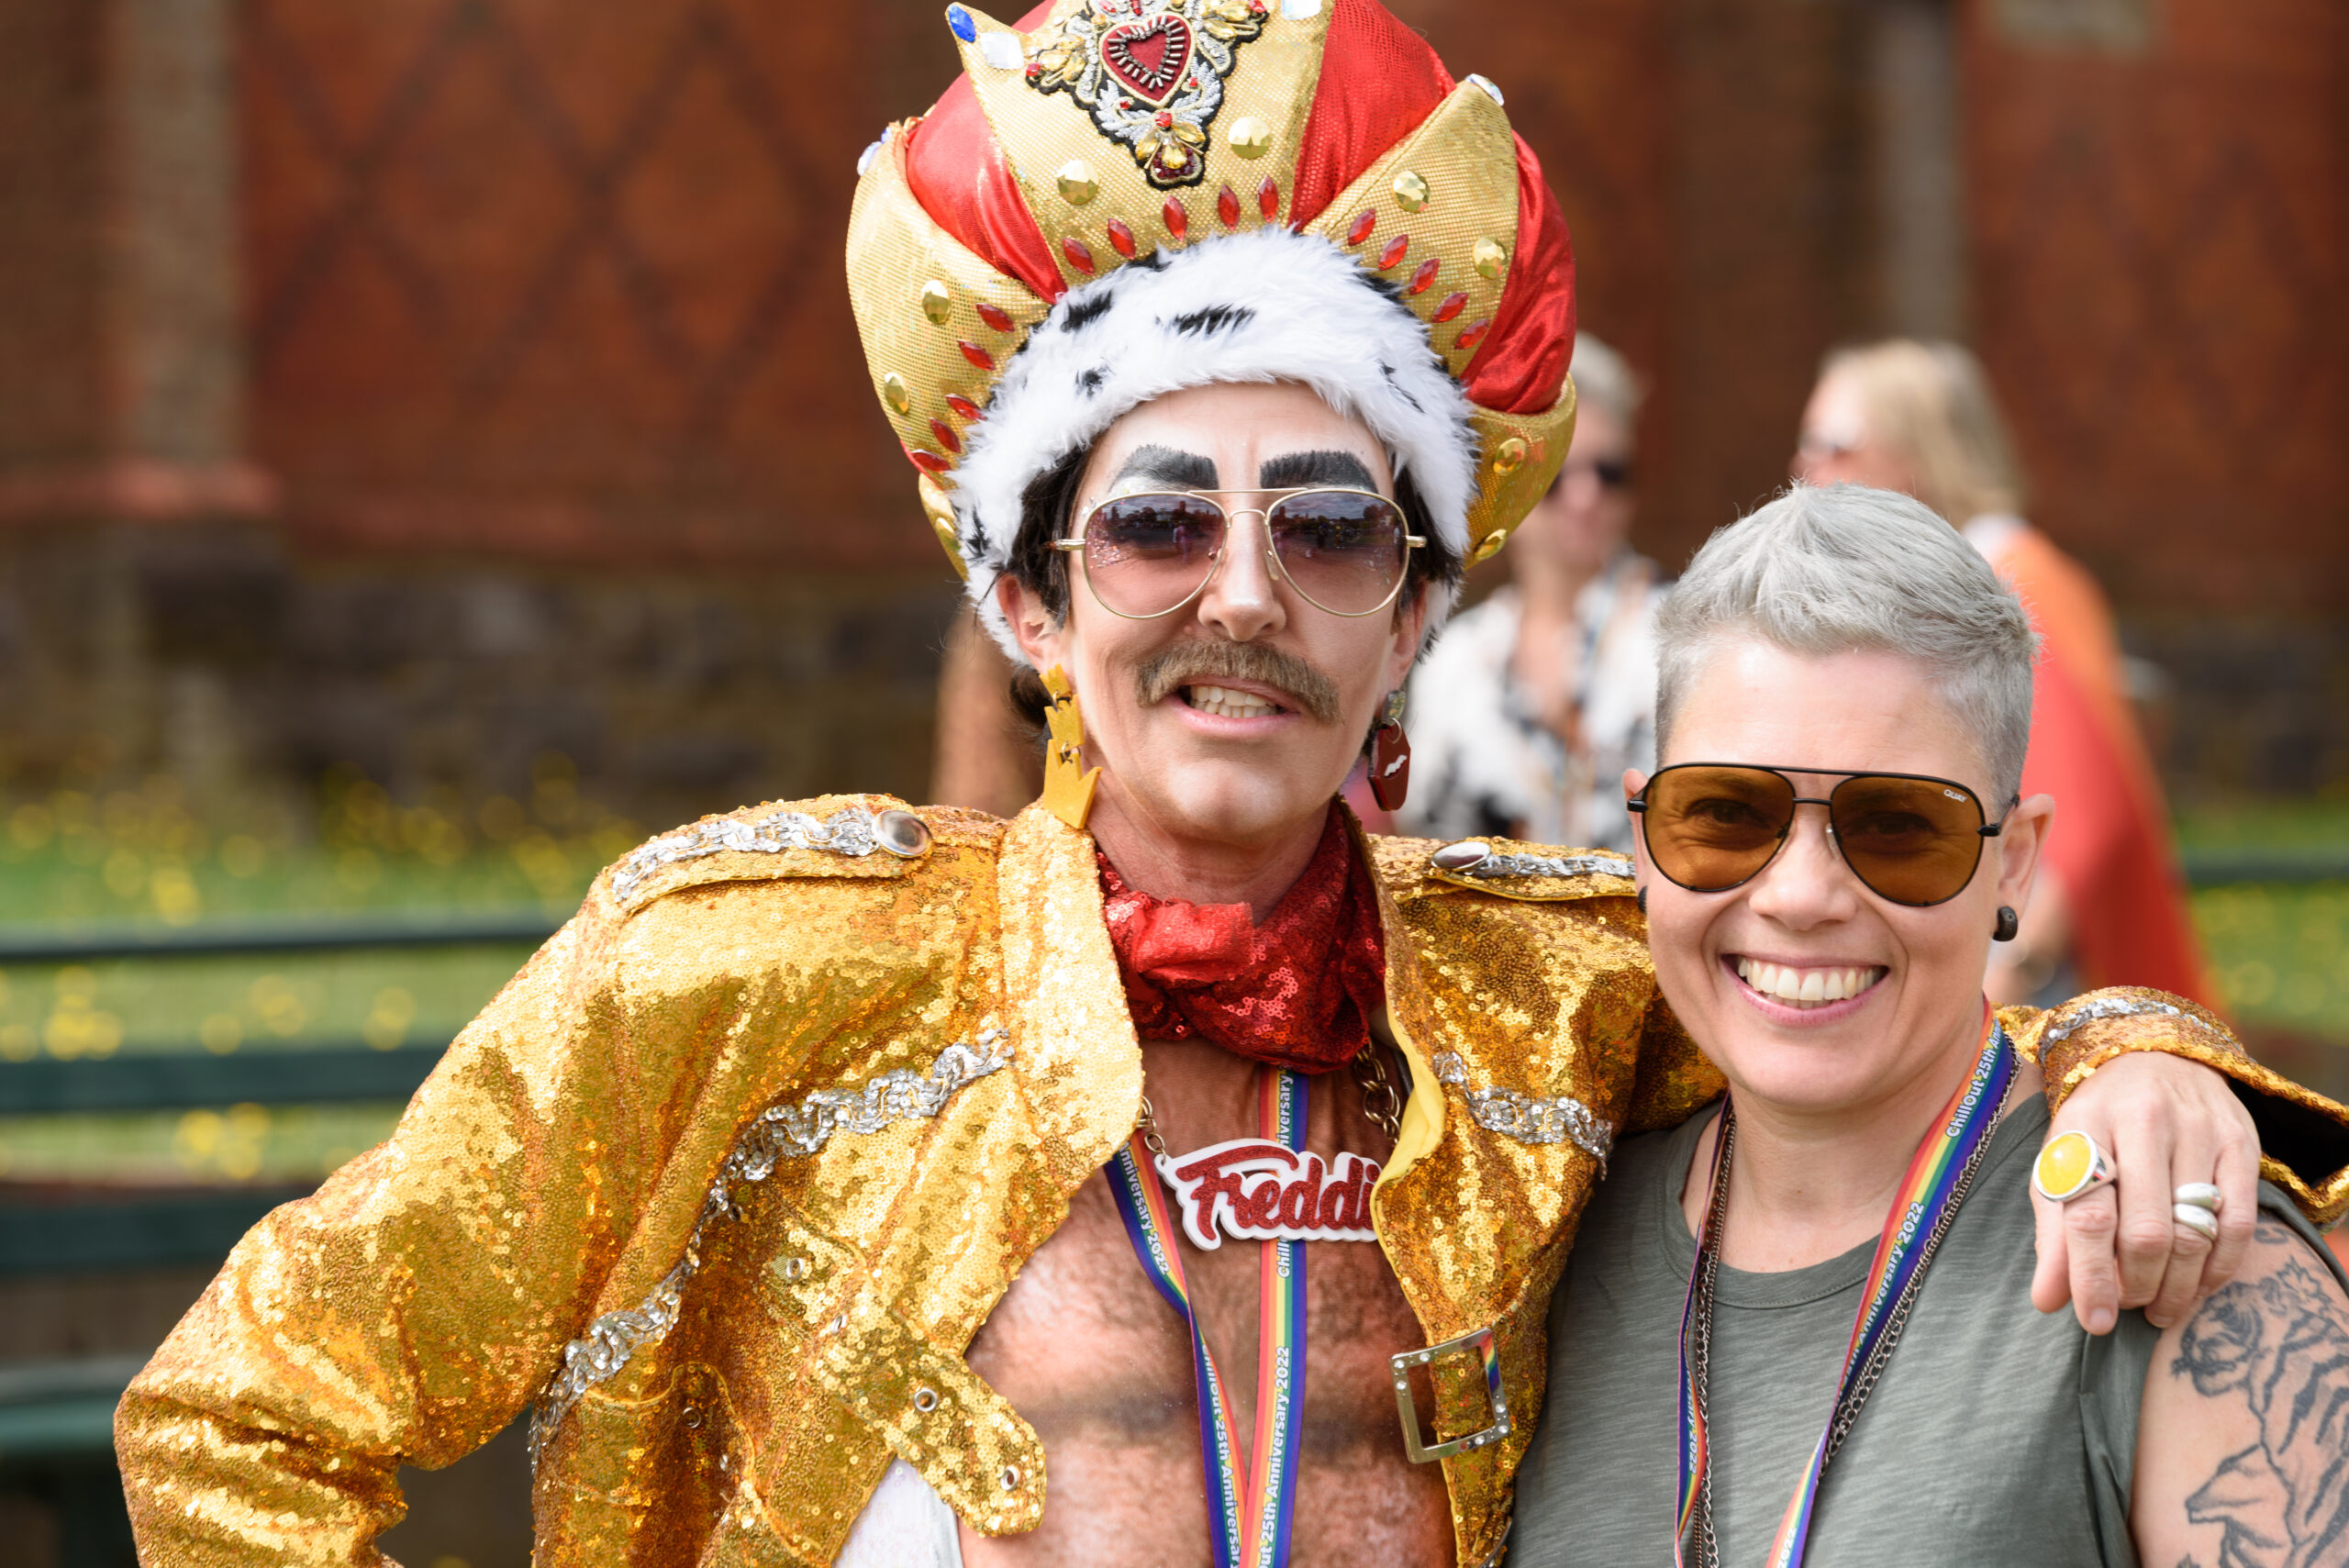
left=1509, top=484, right=2349, bottom=1567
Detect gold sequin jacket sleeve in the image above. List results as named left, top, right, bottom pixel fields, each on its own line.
left=113, top=794, right=1014, bottom=1566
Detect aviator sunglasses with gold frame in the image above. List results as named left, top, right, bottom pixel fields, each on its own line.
left=1054, top=486, right=1426, bottom=620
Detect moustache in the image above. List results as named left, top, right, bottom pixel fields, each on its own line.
left=1133, top=639, right=1342, bottom=725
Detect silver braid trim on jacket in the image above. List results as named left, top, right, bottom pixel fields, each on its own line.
left=2040, top=995, right=2207, bottom=1044
left=611, top=806, right=883, bottom=904
left=1455, top=851, right=1634, bottom=882
left=1431, top=1051, right=1615, bottom=1168
left=529, top=1024, right=1013, bottom=1462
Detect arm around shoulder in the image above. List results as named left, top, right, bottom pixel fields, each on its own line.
left=2011, top=988, right=2349, bottom=1229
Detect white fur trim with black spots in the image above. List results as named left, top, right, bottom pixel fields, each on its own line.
left=950, top=227, right=1478, bottom=658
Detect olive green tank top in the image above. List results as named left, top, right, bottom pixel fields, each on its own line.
left=1508, top=1096, right=2333, bottom=1568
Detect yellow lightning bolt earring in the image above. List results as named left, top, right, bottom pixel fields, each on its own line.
left=1040, top=664, right=1100, bottom=830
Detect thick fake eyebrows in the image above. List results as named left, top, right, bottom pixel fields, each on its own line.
left=1259, top=448, right=1379, bottom=491
left=1111, top=443, right=1218, bottom=490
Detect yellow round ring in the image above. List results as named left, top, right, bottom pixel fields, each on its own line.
left=2032, top=1129, right=2115, bottom=1204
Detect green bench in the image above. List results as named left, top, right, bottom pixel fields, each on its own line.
left=0, top=912, right=557, bottom=1562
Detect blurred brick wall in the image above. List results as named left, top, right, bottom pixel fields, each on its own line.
left=1393, top=0, right=2349, bottom=624
left=1397, top=0, right=2349, bottom=795
left=1966, top=0, right=2349, bottom=793
left=2, top=0, right=2344, bottom=821
left=0, top=0, right=106, bottom=474
left=238, top=0, right=952, bottom=572
left=0, top=0, right=979, bottom=828
left=1966, top=0, right=2349, bottom=617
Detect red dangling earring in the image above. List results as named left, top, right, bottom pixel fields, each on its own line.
left=1369, top=689, right=1411, bottom=812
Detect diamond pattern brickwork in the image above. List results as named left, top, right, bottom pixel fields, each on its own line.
left=1964, top=0, right=2348, bottom=612
left=239, top=0, right=949, bottom=569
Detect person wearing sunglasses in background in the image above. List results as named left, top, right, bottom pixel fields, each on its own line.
left=1508, top=484, right=2349, bottom=1568
left=1399, top=334, right=1664, bottom=853
left=1793, top=339, right=2211, bottom=1014
left=115, top=12, right=2349, bottom=1568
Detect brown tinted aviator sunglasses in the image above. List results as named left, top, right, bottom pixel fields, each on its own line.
left=1629, top=763, right=2019, bottom=907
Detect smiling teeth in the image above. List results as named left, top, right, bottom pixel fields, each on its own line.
left=1186, top=684, right=1279, bottom=719
left=1735, top=958, right=1885, bottom=1008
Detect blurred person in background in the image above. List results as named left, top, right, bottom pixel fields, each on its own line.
left=1399, top=334, right=1664, bottom=851
left=1794, top=340, right=2212, bottom=1009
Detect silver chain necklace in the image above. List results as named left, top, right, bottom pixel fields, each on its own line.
left=1684, top=1088, right=2006, bottom=1567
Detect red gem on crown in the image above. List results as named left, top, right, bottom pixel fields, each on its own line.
left=1258, top=178, right=1280, bottom=220
left=1106, top=217, right=1138, bottom=259
left=1432, top=291, right=1468, bottom=323
left=1217, top=184, right=1241, bottom=228
left=944, top=393, right=982, bottom=420
left=975, top=302, right=1015, bottom=333
left=1063, top=236, right=1097, bottom=274
left=1163, top=196, right=1189, bottom=239
left=1345, top=209, right=1376, bottom=246
left=1408, top=256, right=1442, bottom=295
left=1376, top=233, right=1410, bottom=270
left=958, top=339, right=995, bottom=371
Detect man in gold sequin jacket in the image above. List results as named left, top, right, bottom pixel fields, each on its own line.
left=115, top=6, right=2349, bottom=1566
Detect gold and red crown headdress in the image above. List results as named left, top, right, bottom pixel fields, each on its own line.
left=847, top=0, right=1579, bottom=651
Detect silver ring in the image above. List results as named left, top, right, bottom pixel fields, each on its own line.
left=2173, top=1203, right=2220, bottom=1243
left=2174, top=1182, right=2223, bottom=1213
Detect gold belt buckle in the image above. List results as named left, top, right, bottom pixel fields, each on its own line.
left=1390, top=1323, right=1510, bottom=1462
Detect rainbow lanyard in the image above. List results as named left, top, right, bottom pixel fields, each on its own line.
left=1675, top=1006, right=2016, bottom=1568
left=1109, top=1068, right=1310, bottom=1568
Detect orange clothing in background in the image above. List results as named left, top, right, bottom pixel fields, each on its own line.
left=1975, top=520, right=2214, bottom=1006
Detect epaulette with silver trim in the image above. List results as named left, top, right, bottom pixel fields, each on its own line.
left=1422, top=839, right=1635, bottom=896
left=608, top=803, right=935, bottom=907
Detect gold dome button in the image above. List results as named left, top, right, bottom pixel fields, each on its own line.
left=1469, top=528, right=1510, bottom=564
left=1056, top=159, right=1099, bottom=206
left=1392, top=170, right=1430, bottom=212
left=880, top=373, right=911, bottom=415
left=1472, top=238, right=1508, bottom=281
left=1491, top=435, right=1528, bottom=473
left=1229, top=117, right=1273, bottom=159
left=919, top=280, right=952, bottom=325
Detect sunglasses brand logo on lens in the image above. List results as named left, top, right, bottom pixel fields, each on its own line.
left=1053, top=487, right=1426, bottom=619
left=1628, top=764, right=2019, bottom=906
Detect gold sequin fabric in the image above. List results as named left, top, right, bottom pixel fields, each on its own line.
left=2009, top=986, right=2349, bottom=1226
left=113, top=806, right=2349, bottom=1566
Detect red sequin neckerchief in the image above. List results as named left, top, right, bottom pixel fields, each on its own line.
left=1097, top=804, right=1387, bottom=1073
